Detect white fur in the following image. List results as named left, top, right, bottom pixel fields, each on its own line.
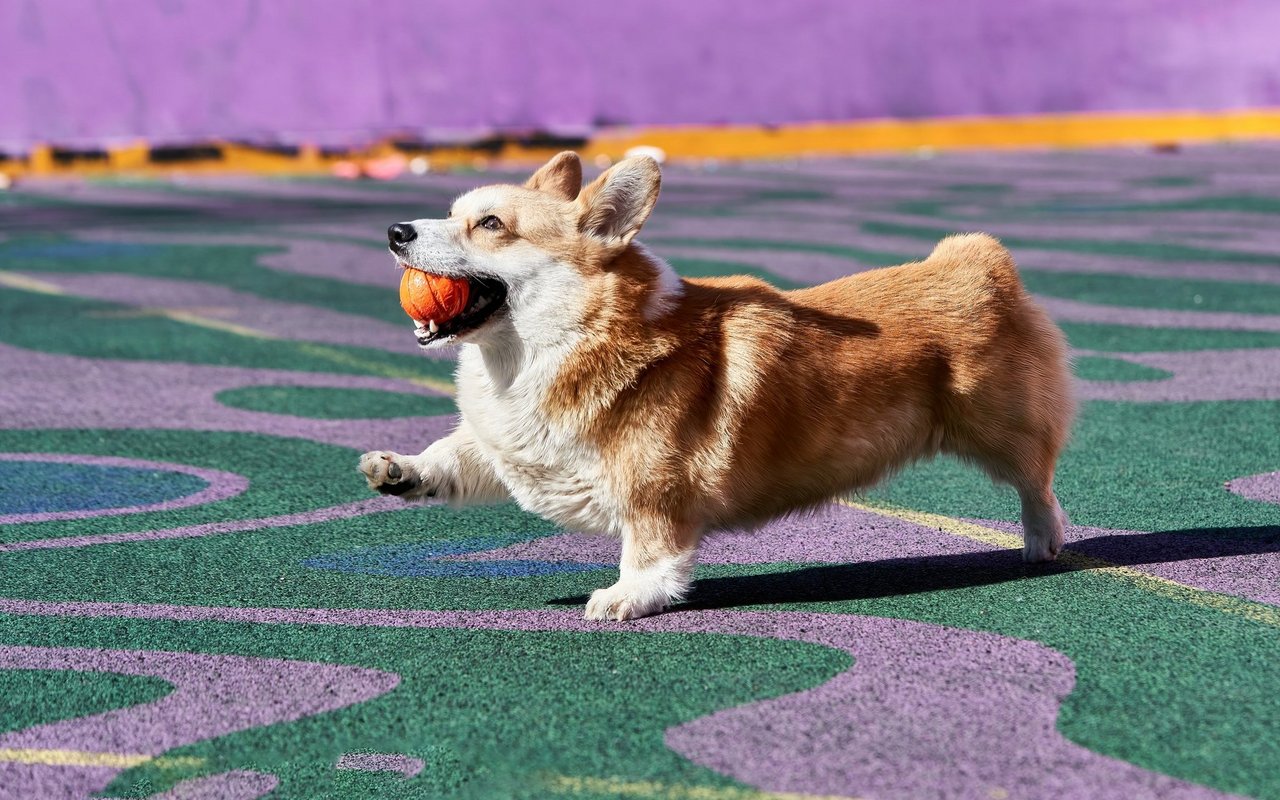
left=389, top=193, right=628, bottom=535
left=1020, top=489, right=1067, bottom=562
left=585, top=548, right=697, bottom=621
left=636, top=243, right=685, bottom=321
left=413, top=427, right=509, bottom=504
left=391, top=218, right=470, bottom=280
left=365, top=158, right=686, bottom=621
left=455, top=341, right=624, bottom=535
left=583, top=165, right=656, bottom=246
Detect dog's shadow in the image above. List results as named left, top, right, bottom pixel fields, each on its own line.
left=549, top=525, right=1280, bottom=610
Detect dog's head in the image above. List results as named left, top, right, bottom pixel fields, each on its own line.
left=387, top=151, right=663, bottom=350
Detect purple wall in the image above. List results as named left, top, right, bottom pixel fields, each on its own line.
left=4, top=0, right=1280, bottom=151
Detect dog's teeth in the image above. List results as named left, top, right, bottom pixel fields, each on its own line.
left=428, top=319, right=438, bottom=334
left=414, top=320, right=426, bottom=330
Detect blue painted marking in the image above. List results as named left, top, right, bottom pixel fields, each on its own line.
left=0, top=461, right=208, bottom=516
left=302, top=537, right=610, bottom=578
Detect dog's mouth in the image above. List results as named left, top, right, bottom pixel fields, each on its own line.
left=406, top=269, right=508, bottom=346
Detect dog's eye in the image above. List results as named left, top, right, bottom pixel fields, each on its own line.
left=478, top=215, right=503, bottom=231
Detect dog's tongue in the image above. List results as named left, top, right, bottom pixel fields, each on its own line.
left=399, top=269, right=470, bottom=324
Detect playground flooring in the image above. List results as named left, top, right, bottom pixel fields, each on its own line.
left=1, top=145, right=1278, bottom=799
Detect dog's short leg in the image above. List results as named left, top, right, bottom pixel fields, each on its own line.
left=943, top=423, right=1068, bottom=563
left=1019, top=484, right=1066, bottom=563
left=585, top=521, right=700, bottom=621
left=358, top=427, right=508, bottom=505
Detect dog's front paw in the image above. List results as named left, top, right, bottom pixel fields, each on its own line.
left=358, top=451, right=432, bottom=499
left=584, top=581, right=671, bottom=621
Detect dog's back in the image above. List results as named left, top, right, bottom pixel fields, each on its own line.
left=654, top=233, right=1073, bottom=532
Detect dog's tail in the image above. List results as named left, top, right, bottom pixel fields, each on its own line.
left=928, top=233, right=1074, bottom=413
left=928, top=232, right=1024, bottom=294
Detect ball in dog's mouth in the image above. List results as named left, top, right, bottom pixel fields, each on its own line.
left=400, top=269, right=469, bottom=325
left=399, top=267, right=508, bottom=345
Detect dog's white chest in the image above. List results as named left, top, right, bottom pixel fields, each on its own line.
left=456, top=350, right=619, bottom=533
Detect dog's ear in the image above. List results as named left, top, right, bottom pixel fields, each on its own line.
left=524, top=151, right=583, bottom=201
left=577, top=156, right=662, bottom=248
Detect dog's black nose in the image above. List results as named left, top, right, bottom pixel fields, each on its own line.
left=387, top=223, right=417, bottom=248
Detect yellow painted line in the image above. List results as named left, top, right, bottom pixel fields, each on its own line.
left=156, top=310, right=457, bottom=393
left=6, top=107, right=1280, bottom=177
left=159, top=309, right=276, bottom=340
left=133, top=309, right=457, bottom=394
left=583, top=108, right=1280, bottom=160
left=842, top=501, right=1024, bottom=551
left=294, top=341, right=456, bottom=395
left=0, top=276, right=457, bottom=395
left=0, top=748, right=202, bottom=770
left=85, top=306, right=281, bottom=341
left=0, top=271, right=66, bottom=295
left=842, top=499, right=1280, bottom=629
left=545, top=774, right=860, bottom=800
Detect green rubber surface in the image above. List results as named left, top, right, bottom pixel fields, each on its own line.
left=0, top=147, right=1277, bottom=799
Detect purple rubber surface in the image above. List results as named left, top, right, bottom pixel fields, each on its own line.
left=0, top=646, right=399, bottom=800
left=100, top=770, right=278, bottom=800
left=0, top=497, right=403, bottom=553
left=3, top=151, right=1279, bottom=798
left=1228, top=471, right=1280, bottom=507
left=335, top=752, right=425, bottom=778
left=453, top=501, right=1280, bottom=611
left=0, top=344, right=453, bottom=453
left=16, top=272, right=422, bottom=357
left=0, top=603, right=1238, bottom=799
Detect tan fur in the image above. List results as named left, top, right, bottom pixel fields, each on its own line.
left=548, top=233, right=1073, bottom=528
left=361, top=152, right=1075, bottom=620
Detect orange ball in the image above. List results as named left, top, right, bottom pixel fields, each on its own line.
left=399, top=269, right=470, bottom=324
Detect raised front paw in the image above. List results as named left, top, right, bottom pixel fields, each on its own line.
left=358, top=451, right=431, bottom=498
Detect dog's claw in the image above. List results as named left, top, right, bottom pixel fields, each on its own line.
left=377, top=480, right=415, bottom=496
left=359, top=450, right=421, bottom=498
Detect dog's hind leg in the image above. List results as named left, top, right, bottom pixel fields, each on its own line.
left=585, top=519, right=701, bottom=621
left=940, top=330, right=1073, bottom=561
left=943, top=421, right=1068, bottom=563
left=1016, top=474, right=1068, bottom=563
left=940, top=369, right=1072, bottom=563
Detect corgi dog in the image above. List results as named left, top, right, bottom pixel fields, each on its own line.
left=360, top=151, right=1075, bottom=621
